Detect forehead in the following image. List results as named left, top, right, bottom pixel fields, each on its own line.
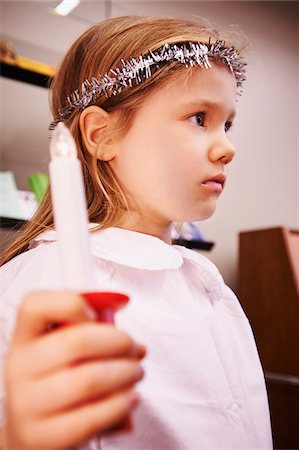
left=143, top=63, right=237, bottom=116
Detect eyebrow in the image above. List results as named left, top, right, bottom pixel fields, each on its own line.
left=182, top=99, right=237, bottom=120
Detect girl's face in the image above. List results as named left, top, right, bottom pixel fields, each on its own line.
left=109, top=63, right=237, bottom=239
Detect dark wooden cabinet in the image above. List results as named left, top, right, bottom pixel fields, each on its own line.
left=238, top=227, right=299, bottom=449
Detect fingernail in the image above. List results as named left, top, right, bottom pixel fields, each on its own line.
left=129, top=343, right=147, bottom=358
left=126, top=391, right=140, bottom=408
left=135, top=365, right=144, bottom=380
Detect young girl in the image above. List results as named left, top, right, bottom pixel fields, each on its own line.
left=0, top=15, right=273, bottom=450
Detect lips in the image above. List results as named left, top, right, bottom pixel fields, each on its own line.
left=202, top=173, right=226, bottom=192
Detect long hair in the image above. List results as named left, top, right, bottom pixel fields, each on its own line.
left=0, top=15, right=243, bottom=266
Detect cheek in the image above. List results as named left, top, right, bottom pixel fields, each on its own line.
left=110, top=130, right=162, bottom=190
left=169, top=134, right=204, bottom=180
left=112, top=122, right=204, bottom=194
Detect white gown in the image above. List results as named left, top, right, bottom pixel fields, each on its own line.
left=0, top=227, right=273, bottom=449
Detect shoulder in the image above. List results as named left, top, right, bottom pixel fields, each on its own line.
left=174, top=244, right=223, bottom=282
left=0, top=241, right=65, bottom=353
left=174, top=244, right=219, bottom=271
left=174, top=245, right=246, bottom=315
left=0, top=241, right=61, bottom=309
left=0, top=234, right=116, bottom=308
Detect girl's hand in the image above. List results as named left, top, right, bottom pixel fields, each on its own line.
left=3, top=291, right=146, bottom=450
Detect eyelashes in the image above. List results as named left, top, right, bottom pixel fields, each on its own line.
left=225, top=121, right=234, bottom=132
left=189, top=112, right=234, bottom=133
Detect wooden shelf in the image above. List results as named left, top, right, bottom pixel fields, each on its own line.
left=0, top=61, right=52, bottom=88
left=0, top=217, right=26, bottom=229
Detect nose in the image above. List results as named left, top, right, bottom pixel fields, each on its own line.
left=208, top=133, right=236, bottom=165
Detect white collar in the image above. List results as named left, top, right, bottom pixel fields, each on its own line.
left=30, top=225, right=223, bottom=301
left=31, top=225, right=183, bottom=270
left=91, top=226, right=184, bottom=270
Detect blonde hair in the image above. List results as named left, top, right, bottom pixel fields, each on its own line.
left=1, top=15, right=243, bottom=266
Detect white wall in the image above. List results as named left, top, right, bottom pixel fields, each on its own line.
left=1, top=1, right=298, bottom=291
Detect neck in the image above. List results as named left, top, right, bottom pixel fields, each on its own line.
left=117, top=213, right=173, bottom=244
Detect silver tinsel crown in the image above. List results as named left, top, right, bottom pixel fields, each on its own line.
left=49, top=39, right=246, bottom=130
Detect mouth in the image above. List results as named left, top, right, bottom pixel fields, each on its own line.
left=201, top=173, right=226, bottom=193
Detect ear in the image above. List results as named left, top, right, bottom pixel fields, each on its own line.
left=79, top=106, right=117, bottom=161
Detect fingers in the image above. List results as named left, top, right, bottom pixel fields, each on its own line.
left=19, top=322, right=146, bottom=376
left=20, top=359, right=144, bottom=415
left=13, top=291, right=97, bottom=344
left=22, top=389, right=140, bottom=449
left=5, top=290, right=148, bottom=450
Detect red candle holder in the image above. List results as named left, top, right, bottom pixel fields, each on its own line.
left=81, top=291, right=129, bottom=324
left=81, top=291, right=132, bottom=434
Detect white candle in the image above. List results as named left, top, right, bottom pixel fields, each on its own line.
left=49, top=122, right=94, bottom=291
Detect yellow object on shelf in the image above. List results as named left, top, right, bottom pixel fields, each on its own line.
left=0, top=38, right=56, bottom=77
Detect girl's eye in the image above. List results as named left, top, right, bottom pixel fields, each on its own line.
left=189, top=112, right=205, bottom=127
left=189, top=113, right=234, bottom=133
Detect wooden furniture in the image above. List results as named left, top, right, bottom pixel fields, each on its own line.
left=238, top=227, right=299, bottom=449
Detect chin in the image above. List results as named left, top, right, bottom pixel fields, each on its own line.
left=190, top=205, right=217, bottom=222
left=171, top=200, right=217, bottom=222
left=176, top=209, right=216, bottom=223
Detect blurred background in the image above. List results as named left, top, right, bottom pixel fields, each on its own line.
left=0, top=2, right=298, bottom=447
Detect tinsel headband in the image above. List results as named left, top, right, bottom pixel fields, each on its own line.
left=49, top=39, right=246, bottom=130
